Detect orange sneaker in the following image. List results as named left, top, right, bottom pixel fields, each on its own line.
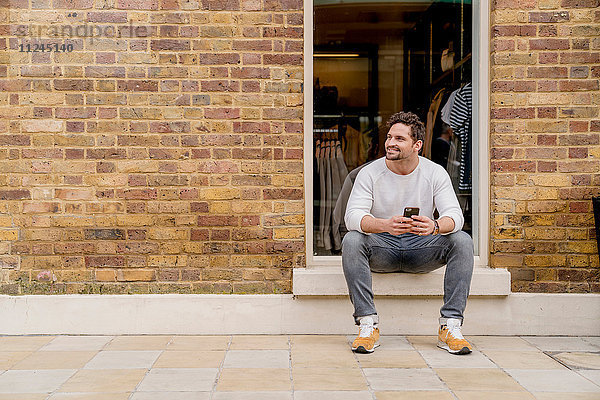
left=351, top=316, right=380, bottom=354
left=437, top=318, right=472, bottom=355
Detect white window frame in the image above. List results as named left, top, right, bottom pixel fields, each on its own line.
left=303, top=0, right=490, bottom=268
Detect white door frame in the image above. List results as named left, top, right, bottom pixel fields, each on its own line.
left=303, top=0, right=490, bottom=268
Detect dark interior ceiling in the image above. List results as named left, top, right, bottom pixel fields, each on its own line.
left=314, top=2, right=433, bottom=46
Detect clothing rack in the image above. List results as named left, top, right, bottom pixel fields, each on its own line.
left=313, top=127, right=339, bottom=141
left=431, top=53, right=472, bottom=87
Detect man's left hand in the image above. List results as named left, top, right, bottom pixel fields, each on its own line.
left=408, top=215, right=435, bottom=236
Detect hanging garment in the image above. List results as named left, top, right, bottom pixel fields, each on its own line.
left=322, top=141, right=334, bottom=250
left=343, top=125, right=361, bottom=170
left=332, top=161, right=374, bottom=251
left=431, top=136, right=451, bottom=168
left=331, top=142, right=350, bottom=251
left=313, top=139, right=322, bottom=245
left=446, top=136, right=461, bottom=191
left=424, top=89, right=446, bottom=159
left=440, top=88, right=459, bottom=125
left=317, top=140, right=327, bottom=248
left=449, top=82, right=472, bottom=191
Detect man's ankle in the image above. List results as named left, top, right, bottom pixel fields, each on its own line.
left=357, top=314, right=378, bottom=328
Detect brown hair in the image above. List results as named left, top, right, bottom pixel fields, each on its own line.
left=386, top=111, right=425, bottom=143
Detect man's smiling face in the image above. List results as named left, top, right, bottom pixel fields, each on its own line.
left=385, top=123, right=421, bottom=161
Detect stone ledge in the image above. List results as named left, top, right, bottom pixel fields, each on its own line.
left=292, top=266, right=511, bottom=296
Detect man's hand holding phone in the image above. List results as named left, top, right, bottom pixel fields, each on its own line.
left=385, top=207, right=435, bottom=236
left=384, top=215, right=414, bottom=236
left=408, top=215, right=435, bottom=236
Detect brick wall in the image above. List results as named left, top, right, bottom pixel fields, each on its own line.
left=490, top=0, right=600, bottom=292
left=0, top=0, right=305, bottom=294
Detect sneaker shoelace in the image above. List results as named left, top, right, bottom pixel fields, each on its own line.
left=358, top=324, right=374, bottom=338
left=447, top=324, right=465, bottom=340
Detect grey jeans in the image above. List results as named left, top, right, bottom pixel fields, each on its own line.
left=342, top=230, right=474, bottom=325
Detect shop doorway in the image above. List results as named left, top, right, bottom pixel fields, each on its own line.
left=311, top=0, right=473, bottom=257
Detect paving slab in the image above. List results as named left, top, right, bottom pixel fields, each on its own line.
left=0, top=369, right=76, bottom=393
left=136, top=368, right=218, bottom=392
left=83, top=351, right=161, bottom=370
left=363, top=368, right=446, bottom=391
left=223, top=350, right=290, bottom=369
left=505, top=369, right=600, bottom=392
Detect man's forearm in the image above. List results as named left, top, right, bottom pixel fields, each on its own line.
left=437, top=216, right=455, bottom=234
left=360, top=215, right=387, bottom=233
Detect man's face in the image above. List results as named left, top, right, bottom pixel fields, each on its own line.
left=385, top=123, right=421, bottom=161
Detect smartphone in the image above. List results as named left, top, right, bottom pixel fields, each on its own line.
left=403, top=207, right=420, bottom=218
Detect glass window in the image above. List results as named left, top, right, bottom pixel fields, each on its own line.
left=312, top=0, right=473, bottom=257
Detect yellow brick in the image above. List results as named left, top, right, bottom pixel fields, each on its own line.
left=492, top=10, right=520, bottom=23
left=188, top=255, right=211, bottom=267
left=493, top=215, right=505, bottom=226
left=231, top=201, right=272, bottom=213
left=116, top=215, right=155, bottom=226
left=162, top=108, right=184, bottom=119
left=95, top=270, right=116, bottom=282
left=241, top=108, right=261, bottom=119
left=34, top=256, right=62, bottom=269
left=535, top=269, right=557, bottom=281
left=0, top=216, right=13, bottom=227
left=200, top=188, right=240, bottom=200
left=52, top=216, right=94, bottom=227
left=148, top=255, right=187, bottom=268
left=273, top=227, right=304, bottom=239
left=264, top=214, right=305, bottom=226
left=493, top=53, right=537, bottom=65
left=524, top=227, right=566, bottom=240
left=491, top=93, right=516, bottom=107
left=161, top=242, right=183, bottom=254
left=526, top=121, right=568, bottom=133
left=527, top=93, right=570, bottom=106
left=117, top=269, right=155, bottom=282
left=147, top=228, right=188, bottom=240
left=209, top=202, right=232, bottom=214
left=538, top=0, right=559, bottom=8
left=231, top=255, right=272, bottom=267
left=94, top=216, right=117, bottom=227
left=84, top=175, right=128, bottom=187
left=571, top=11, right=594, bottom=23
left=567, top=255, right=589, bottom=268
left=271, top=175, right=303, bottom=187
left=54, top=52, right=95, bottom=64
left=118, top=53, right=158, bottom=64
left=524, top=255, right=566, bottom=267
left=21, top=93, right=64, bottom=106
left=183, top=243, right=205, bottom=254
left=491, top=254, right=523, bottom=267
left=559, top=241, right=597, bottom=254
left=0, top=229, right=18, bottom=241
left=528, top=174, right=570, bottom=187
left=527, top=201, right=566, bottom=213
left=493, top=227, right=523, bottom=240
left=566, top=228, right=588, bottom=240
left=55, top=270, right=93, bottom=282
left=53, top=161, right=95, bottom=174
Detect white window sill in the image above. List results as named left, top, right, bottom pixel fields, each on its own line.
left=293, top=261, right=511, bottom=296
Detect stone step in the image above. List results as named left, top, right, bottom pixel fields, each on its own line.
left=292, top=266, right=511, bottom=296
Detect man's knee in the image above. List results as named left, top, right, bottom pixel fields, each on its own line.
left=342, top=230, right=368, bottom=251
left=447, top=231, right=474, bottom=254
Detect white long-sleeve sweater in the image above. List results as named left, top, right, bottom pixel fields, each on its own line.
left=344, top=156, right=464, bottom=235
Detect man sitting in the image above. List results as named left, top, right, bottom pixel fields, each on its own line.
left=342, top=111, right=474, bottom=355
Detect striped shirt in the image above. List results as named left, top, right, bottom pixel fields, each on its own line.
left=449, top=83, right=472, bottom=191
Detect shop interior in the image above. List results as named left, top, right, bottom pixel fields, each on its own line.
left=313, top=0, right=473, bottom=256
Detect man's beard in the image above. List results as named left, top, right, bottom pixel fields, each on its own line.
left=385, top=147, right=405, bottom=160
